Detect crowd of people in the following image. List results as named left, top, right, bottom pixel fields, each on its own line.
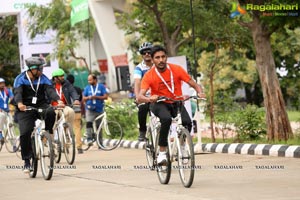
left=0, top=44, right=205, bottom=172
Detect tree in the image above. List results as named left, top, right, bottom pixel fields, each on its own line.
left=237, top=0, right=300, bottom=141
left=118, top=0, right=254, bottom=142
left=26, top=0, right=95, bottom=71
left=0, top=16, right=20, bottom=86
left=272, top=27, right=300, bottom=109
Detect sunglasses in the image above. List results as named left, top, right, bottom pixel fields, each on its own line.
left=141, top=50, right=151, bottom=55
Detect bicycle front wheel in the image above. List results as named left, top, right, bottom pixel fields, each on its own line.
left=177, top=128, right=195, bottom=188
left=53, top=129, right=62, bottom=164
left=30, top=136, right=38, bottom=178
left=63, top=123, right=76, bottom=165
left=4, top=123, right=20, bottom=153
left=155, top=129, right=171, bottom=185
left=97, top=120, right=123, bottom=151
left=40, top=131, right=54, bottom=180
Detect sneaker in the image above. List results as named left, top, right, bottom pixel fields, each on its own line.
left=86, top=138, right=93, bottom=145
left=138, top=131, right=146, bottom=142
left=157, top=151, right=167, bottom=165
left=13, top=145, right=17, bottom=152
left=23, top=159, right=31, bottom=174
left=77, top=148, right=83, bottom=154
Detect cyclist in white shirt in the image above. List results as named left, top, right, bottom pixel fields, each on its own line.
left=134, top=42, right=153, bottom=141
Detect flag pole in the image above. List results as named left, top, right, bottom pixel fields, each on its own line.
left=88, top=17, right=92, bottom=72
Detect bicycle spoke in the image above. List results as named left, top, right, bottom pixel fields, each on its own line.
left=40, top=131, right=54, bottom=180
left=177, top=129, right=195, bottom=188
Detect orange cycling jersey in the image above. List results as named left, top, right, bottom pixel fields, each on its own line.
left=141, top=63, right=191, bottom=101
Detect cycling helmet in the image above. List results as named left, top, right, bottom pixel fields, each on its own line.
left=52, top=68, right=65, bottom=77
left=0, top=78, right=5, bottom=83
left=25, top=57, right=46, bottom=70
left=138, top=42, right=153, bottom=54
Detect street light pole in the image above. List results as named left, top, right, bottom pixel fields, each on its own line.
left=189, top=0, right=197, bottom=79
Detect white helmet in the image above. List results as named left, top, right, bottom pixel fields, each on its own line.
left=0, top=78, right=5, bottom=83
left=138, top=42, right=153, bottom=54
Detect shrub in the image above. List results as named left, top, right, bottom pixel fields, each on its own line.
left=105, top=99, right=139, bottom=140
left=231, top=104, right=267, bottom=141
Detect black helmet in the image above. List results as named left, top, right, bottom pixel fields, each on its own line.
left=138, top=42, right=153, bottom=54
left=25, top=57, right=46, bottom=70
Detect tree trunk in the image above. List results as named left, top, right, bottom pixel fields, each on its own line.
left=209, top=70, right=216, bottom=143
left=250, top=16, right=293, bottom=141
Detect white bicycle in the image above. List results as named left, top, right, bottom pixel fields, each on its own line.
left=0, top=110, right=20, bottom=153
left=53, top=107, right=76, bottom=165
left=81, top=109, right=123, bottom=151
left=145, top=96, right=203, bottom=188
left=25, top=106, right=54, bottom=180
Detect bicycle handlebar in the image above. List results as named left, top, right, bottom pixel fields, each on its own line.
left=157, top=95, right=206, bottom=103
left=24, top=106, right=44, bottom=113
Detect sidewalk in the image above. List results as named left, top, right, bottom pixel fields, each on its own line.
left=101, top=139, right=300, bottom=159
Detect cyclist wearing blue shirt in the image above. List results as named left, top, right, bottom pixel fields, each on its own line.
left=134, top=42, right=153, bottom=141
left=0, top=78, right=14, bottom=144
left=13, top=57, right=64, bottom=173
left=82, top=74, right=108, bottom=143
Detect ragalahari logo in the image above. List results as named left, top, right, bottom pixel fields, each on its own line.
left=230, top=2, right=247, bottom=18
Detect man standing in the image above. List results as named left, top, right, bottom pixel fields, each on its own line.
left=66, top=74, right=84, bottom=154
left=138, top=45, right=205, bottom=164
left=14, top=57, right=64, bottom=172
left=0, top=78, right=14, bottom=144
left=51, top=69, right=82, bottom=154
left=134, top=42, right=153, bottom=141
left=82, top=74, right=108, bottom=144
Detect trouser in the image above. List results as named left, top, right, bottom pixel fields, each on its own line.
left=85, top=110, right=102, bottom=138
left=18, top=106, right=56, bottom=161
left=138, top=103, right=150, bottom=133
left=150, top=102, right=192, bottom=147
left=0, top=112, right=8, bottom=132
left=74, top=112, right=82, bottom=149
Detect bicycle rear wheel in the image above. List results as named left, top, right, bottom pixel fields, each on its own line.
left=40, top=131, right=54, bottom=180
left=145, top=126, right=155, bottom=170
left=0, top=137, right=3, bottom=152
left=29, top=136, right=38, bottom=178
left=97, top=120, right=123, bottom=151
left=4, top=122, right=20, bottom=153
left=155, top=131, right=171, bottom=184
left=177, top=128, right=195, bottom=188
left=63, top=123, right=76, bottom=165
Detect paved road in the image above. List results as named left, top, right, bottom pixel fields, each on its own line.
left=1, top=145, right=300, bottom=200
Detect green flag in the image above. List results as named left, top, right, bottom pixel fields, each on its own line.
left=70, top=0, right=89, bottom=27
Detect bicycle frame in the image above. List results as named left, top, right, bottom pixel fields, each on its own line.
left=93, top=111, right=107, bottom=136
left=53, top=109, right=68, bottom=146
left=2, top=112, right=15, bottom=137
left=32, top=119, right=46, bottom=160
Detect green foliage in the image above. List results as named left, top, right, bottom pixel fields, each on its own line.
left=0, top=16, right=20, bottom=86
left=231, top=105, right=267, bottom=141
left=26, top=0, right=95, bottom=64
left=272, top=27, right=300, bottom=110
left=105, top=99, right=138, bottom=140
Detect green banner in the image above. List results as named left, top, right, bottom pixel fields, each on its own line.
left=70, top=0, right=89, bottom=27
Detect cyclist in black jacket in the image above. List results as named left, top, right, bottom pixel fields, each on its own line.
left=13, top=57, right=64, bottom=173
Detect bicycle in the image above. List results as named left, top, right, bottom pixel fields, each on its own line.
left=53, top=107, right=76, bottom=165
left=25, top=106, right=54, bottom=180
left=81, top=107, right=123, bottom=151
left=0, top=110, right=20, bottom=153
left=145, top=96, right=203, bottom=188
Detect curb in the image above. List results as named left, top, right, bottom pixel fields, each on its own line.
left=112, top=140, right=300, bottom=158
